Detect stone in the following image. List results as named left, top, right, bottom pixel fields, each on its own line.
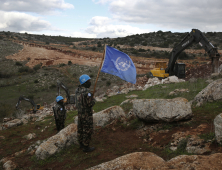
left=0, top=136, right=5, bottom=140
left=3, top=160, right=17, bottom=170
left=87, top=152, right=222, bottom=170
left=214, top=113, right=222, bottom=144
left=87, top=152, right=165, bottom=170
left=194, top=79, right=222, bottom=106
left=74, top=106, right=126, bottom=127
left=2, top=119, right=23, bottom=130
left=23, top=133, right=36, bottom=140
left=125, top=94, right=138, bottom=98
left=133, top=98, right=192, bottom=122
left=186, top=135, right=211, bottom=154
left=35, top=123, right=78, bottom=160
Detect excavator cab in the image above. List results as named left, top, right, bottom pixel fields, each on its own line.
left=174, top=63, right=186, bottom=78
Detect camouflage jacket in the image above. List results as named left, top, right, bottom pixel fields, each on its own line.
left=75, top=86, right=95, bottom=116
left=53, top=103, right=66, bottom=120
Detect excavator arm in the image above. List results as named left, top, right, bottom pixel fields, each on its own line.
left=16, top=96, right=37, bottom=113
left=57, top=80, right=75, bottom=104
left=166, top=29, right=220, bottom=76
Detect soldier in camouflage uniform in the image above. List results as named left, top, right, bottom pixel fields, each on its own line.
left=75, top=74, right=95, bottom=152
left=53, top=96, right=66, bottom=133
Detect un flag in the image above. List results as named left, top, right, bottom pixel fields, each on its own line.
left=101, top=45, right=137, bottom=84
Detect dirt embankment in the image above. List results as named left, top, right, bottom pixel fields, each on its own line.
left=6, top=41, right=219, bottom=75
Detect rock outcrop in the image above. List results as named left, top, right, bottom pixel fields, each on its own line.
left=74, top=106, right=126, bottom=127
left=87, top=152, right=165, bottom=170
left=87, top=152, right=222, bottom=170
left=35, top=123, right=78, bottom=160
left=193, top=78, right=222, bottom=106
left=133, top=97, right=192, bottom=122
left=214, top=113, right=222, bottom=144
left=1, top=119, right=23, bottom=130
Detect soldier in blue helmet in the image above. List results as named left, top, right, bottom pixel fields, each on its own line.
left=53, top=95, right=67, bottom=132
left=75, top=74, right=96, bottom=152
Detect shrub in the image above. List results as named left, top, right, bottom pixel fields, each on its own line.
left=106, top=81, right=111, bottom=86
left=18, top=66, right=29, bottom=73
left=34, top=80, right=39, bottom=83
left=15, top=62, right=23, bottom=66
left=68, top=61, right=72, bottom=65
left=0, top=72, right=12, bottom=78
left=92, top=47, right=96, bottom=51
left=33, top=64, right=41, bottom=71
left=59, top=63, right=66, bottom=67
left=142, top=42, right=147, bottom=46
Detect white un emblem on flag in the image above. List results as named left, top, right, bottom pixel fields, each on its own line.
left=115, top=57, right=131, bottom=71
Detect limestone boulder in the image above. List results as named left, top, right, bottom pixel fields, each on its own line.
left=87, top=152, right=222, bottom=170
left=133, top=98, right=192, bottom=122
left=74, top=106, right=125, bottom=127
left=161, top=153, right=222, bottom=169
left=35, top=123, right=78, bottom=160
left=87, top=152, right=165, bottom=170
left=1, top=119, right=23, bottom=130
left=214, top=113, right=222, bottom=144
left=193, top=78, right=222, bottom=106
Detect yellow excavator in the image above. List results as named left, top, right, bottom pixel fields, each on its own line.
left=16, top=96, right=44, bottom=113
left=149, top=28, right=220, bottom=78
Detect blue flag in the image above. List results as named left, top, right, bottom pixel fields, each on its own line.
left=101, top=45, right=137, bottom=84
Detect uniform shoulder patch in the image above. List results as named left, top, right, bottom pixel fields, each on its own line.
left=88, top=93, right=91, bottom=97
left=60, top=108, right=63, bottom=111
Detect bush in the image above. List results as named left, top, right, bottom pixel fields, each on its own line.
left=92, top=47, right=96, bottom=51
left=0, top=72, right=12, bottom=78
left=68, top=61, right=72, bottom=65
left=33, top=64, right=41, bottom=71
left=34, top=80, right=39, bottom=83
left=106, top=81, right=111, bottom=86
left=18, top=66, right=29, bottom=73
left=59, top=63, right=66, bottom=67
left=15, top=62, right=23, bottom=66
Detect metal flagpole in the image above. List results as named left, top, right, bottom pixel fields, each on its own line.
left=93, top=44, right=106, bottom=96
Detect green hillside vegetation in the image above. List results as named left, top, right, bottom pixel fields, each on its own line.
left=1, top=76, right=222, bottom=169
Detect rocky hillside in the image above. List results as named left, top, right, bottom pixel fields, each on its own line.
left=1, top=74, right=222, bottom=169
left=1, top=30, right=222, bottom=169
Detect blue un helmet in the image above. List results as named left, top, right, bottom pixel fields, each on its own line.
left=79, top=74, right=91, bottom=85
left=56, top=96, right=64, bottom=102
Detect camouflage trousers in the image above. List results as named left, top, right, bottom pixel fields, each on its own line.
left=55, top=114, right=65, bottom=132
left=77, top=113, right=93, bottom=147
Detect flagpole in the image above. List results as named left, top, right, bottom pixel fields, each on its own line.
left=93, top=44, right=106, bottom=96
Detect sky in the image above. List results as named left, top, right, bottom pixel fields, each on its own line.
left=0, top=0, right=221, bottom=38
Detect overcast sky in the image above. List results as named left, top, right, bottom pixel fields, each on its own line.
left=0, top=0, right=221, bottom=38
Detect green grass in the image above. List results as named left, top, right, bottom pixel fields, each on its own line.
left=199, top=132, right=215, bottom=142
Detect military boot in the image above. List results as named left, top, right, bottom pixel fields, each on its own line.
left=83, top=146, right=95, bottom=152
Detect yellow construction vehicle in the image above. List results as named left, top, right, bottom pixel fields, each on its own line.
left=149, top=28, right=220, bottom=78
left=148, top=61, right=169, bottom=78
left=16, top=96, right=44, bottom=113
